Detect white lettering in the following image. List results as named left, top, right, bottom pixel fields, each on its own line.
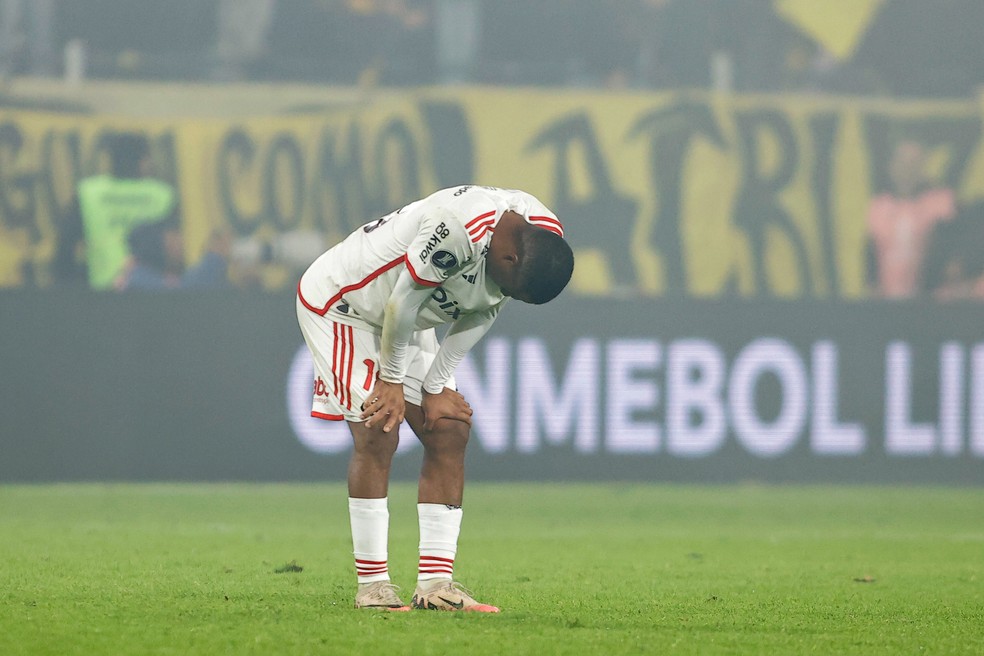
left=666, top=339, right=726, bottom=457
left=939, top=343, right=964, bottom=456
left=730, top=338, right=807, bottom=457
left=285, top=337, right=984, bottom=463
left=811, top=341, right=865, bottom=455
left=885, top=342, right=934, bottom=455
left=516, top=338, right=600, bottom=453
left=973, top=345, right=984, bottom=457
left=605, top=340, right=661, bottom=454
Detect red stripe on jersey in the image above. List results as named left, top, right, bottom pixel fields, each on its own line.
left=467, top=218, right=495, bottom=234
left=296, top=256, right=405, bottom=316
left=405, top=257, right=442, bottom=287
left=536, top=224, right=564, bottom=236
left=468, top=220, right=496, bottom=243
left=311, top=411, right=344, bottom=421
left=465, top=210, right=496, bottom=229
left=528, top=215, right=564, bottom=236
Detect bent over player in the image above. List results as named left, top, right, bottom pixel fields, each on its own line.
left=296, top=185, right=574, bottom=612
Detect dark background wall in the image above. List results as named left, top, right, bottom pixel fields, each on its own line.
left=2, top=291, right=981, bottom=483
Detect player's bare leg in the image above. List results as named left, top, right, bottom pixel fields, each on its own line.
left=404, top=406, right=499, bottom=613
left=346, top=420, right=409, bottom=611
left=347, top=420, right=399, bottom=499
left=406, top=407, right=467, bottom=505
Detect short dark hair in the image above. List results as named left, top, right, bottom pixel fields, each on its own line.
left=109, top=133, right=150, bottom=178
left=127, top=219, right=171, bottom=271
left=517, top=227, right=574, bottom=304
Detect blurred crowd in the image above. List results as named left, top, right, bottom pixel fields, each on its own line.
left=45, top=127, right=984, bottom=301
left=4, top=1, right=984, bottom=299
left=53, top=132, right=327, bottom=292
left=2, top=0, right=984, bottom=98
left=865, top=141, right=984, bottom=302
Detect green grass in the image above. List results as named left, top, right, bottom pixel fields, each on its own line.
left=1, top=483, right=982, bottom=655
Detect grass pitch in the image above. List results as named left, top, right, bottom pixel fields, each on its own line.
left=1, top=483, right=982, bottom=655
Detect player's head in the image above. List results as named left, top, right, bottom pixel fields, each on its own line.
left=889, top=139, right=929, bottom=195
left=128, top=218, right=183, bottom=273
left=109, top=133, right=152, bottom=179
left=487, top=214, right=574, bottom=304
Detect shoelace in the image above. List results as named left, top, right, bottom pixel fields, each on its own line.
left=440, top=581, right=477, bottom=602
left=378, top=583, right=404, bottom=599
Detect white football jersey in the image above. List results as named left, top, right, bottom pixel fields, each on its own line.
left=297, top=185, right=563, bottom=332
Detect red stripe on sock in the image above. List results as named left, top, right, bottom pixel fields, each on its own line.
left=419, top=555, right=454, bottom=564
left=356, top=558, right=388, bottom=576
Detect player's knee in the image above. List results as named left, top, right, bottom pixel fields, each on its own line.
left=420, top=420, right=469, bottom=456
left=353, top=429, right=399, bottom=460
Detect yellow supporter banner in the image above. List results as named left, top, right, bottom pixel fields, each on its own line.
left=774, top=0, right=886, bottom=60
left=1, top=88, right=981, bottom=298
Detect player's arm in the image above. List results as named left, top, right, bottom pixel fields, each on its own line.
left=360, top=269, right=433, bottom=432
left=419, top=303, right=503, bottom=431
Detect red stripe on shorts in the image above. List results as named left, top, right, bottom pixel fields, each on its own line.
left=331, top=322, right=340, bottom=399
left=338, top=324, right=352, bottom=409
left=345, top=325, right=355, bottom=410
left=311, top=411, right=344, bottom=421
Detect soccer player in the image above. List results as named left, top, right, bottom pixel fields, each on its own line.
left=296, top=185, right=574, bottom=612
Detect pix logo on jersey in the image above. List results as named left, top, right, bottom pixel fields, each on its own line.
left=430, top=286, right=461, bottom=320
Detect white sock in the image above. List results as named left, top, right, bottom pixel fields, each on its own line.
left=417, top=503, right=462, bottom=585
left=349, top=497, right=390, bottom=584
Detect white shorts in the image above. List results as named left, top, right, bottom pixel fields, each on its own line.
left=295, top=297, right=455, bottom=422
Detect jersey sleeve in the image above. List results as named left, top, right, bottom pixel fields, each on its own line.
left=422, top=300, right=505, bottom=393
left=378, top=269, right=434, bottom=383
left=521, top=194, right=564, bottom=237
left=403, top=207, right=478, bottom=286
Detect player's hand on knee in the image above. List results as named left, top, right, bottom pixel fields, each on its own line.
left=421, top=389, right=473, bottom=432
left=361, top=379, right=405, bottom=433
